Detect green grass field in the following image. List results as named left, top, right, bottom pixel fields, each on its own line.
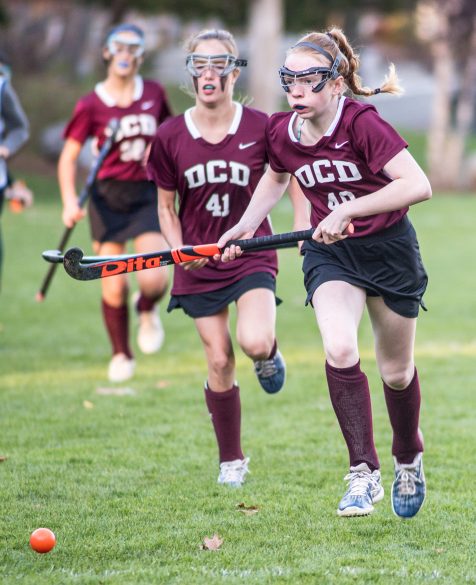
left=1, top=179, right=476, bottom=584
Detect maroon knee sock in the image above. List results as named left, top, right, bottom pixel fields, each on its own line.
left=325, top=360, right=379, bottom=471
left=204, top=383, right=244, bottom=463
left=101, top=299, right=132, bottom=358
left=136, top=292, right=159, bottom=313
left=383, top=368, right=424, bottom=463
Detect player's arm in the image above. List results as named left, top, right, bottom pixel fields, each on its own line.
left=58, top=137, right=85, bottom=228
left=157, top=187, right=183, bottom=248
left=314, top=148, right=432, bottom=244
left=287, top=177, right=311, bottom=253
left=216, top=166, right=291, bottom=259
left=288, top=176, right=311, bottom=232
left=157, top=187, right=208, bottom=270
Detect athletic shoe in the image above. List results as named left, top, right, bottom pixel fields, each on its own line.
left=217, top=457, right=250, bottom=487
left=391, top=452, right=426, bottom=518
left=133, top=292, right=165, bottom=354
left=337, top=462, right=385, bottom=517
left=108, top=353, right=135, bottom=383
left=253, top=350, right=286, bottom=394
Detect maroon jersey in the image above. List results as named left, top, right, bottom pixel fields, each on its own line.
left=147, top=103, right=278, bottom=295
left=266, top=96, right=408, bottom=236
left=64, top=77, right=171, bottom=182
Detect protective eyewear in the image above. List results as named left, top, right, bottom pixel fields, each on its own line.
left=107, top=34, right=145, bottom=58
left=186, top=53, right=247, bottom=78
left=280, top=41, right=342, bottom=93
left=279, top=66, right=335, bottom=93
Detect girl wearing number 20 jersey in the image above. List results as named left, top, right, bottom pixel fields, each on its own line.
left=58, top=24, right=172, bottom=383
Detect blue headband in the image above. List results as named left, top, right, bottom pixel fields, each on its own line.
left=106, top=23, right=145, bottom=44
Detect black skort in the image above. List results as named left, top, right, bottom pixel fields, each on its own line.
left=88, top=179, right=160, bottom=243
left=302, top=215, right=428, bottom=318
left=167, top=271, right=280, bottom=318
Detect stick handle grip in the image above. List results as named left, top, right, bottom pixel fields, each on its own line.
left=226, top=228, right=315, bottom=251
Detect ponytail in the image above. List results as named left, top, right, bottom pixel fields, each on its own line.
left=290, top=28, right=404, bottom=97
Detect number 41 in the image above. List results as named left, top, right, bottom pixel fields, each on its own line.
left=205, top=193, right=230, bottom=217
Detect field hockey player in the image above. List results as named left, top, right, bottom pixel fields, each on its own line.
left=147, top=29, right=310, bottom=487
left=218, top=27, right=431, bottom=517
left=58, top=23, right=172, bottom=383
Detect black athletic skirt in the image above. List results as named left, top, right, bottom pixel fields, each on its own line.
left=167, top=271, right=279, bottom=318
left=88, top=179, right=160, bottom=243
left=302, top=215, right=428, bottom=318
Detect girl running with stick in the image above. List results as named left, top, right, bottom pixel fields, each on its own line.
left=59, top=24, right=172, bottom=382
left=218, top=28, right=430, bottom=516
left=147, top=29, right=309, bottom=486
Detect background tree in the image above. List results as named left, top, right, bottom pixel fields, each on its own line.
left=416, top=0, right=476, bottom=190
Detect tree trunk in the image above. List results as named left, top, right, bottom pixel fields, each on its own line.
left=426, top=16, right=453, bottom=189
left=248, top=0, right=283, bottom=115
left=451, top=14, right=476, bottom=188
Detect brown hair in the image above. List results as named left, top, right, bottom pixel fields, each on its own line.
left=288, top=28, right=403, bottom=97
left=184, top=29, right=238, bottom=57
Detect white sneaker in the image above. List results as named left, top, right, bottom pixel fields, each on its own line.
left=138, top=310, right=165, bottom=354
left=108, top=353, right=135, bottom=383
left=217, top=457, right=250, bottom=487
left=337, top=463, right=384, bottom=517
left=133, top=292, right=165, bottom=354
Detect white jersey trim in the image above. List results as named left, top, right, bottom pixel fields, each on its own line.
left=184, top=101, right=243, bottom=140
left=288, top=112, right=299, bottom=142
left=287, top=96, right=346, bottom=142
left=94, top=76, right=144, bottom=107
left=184, top=107, right=200, bottom=138
left=324, top=95, right=346, bottom=136
left=228, top=102, right=243, bottom=135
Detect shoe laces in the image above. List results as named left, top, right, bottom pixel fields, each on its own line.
left=254, top=357, right=277, bottom=378
left=219, top=458, right=249, bottom=483
left=343, top=469, right=373, bottom=496
left=395, top=463, right=421, bottom=496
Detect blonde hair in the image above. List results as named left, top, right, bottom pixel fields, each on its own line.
left=288, top=28, right=404, bottom=97
left=184, top=29, right=239, bottom=57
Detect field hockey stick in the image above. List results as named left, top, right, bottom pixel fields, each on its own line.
left=35, top=118, right=120, bottom=301
left=60, top=224, right=353, bottom=281
left=41, top=239, right=299, bottom=265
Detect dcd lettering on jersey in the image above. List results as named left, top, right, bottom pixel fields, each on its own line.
left=295, top=159, right=362, bottom=188
left=184, top=160, right=250, bottom=188
left=115, top=114, right=157, bottom=141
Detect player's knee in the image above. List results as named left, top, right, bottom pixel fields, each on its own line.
left=325, top=341, right=359, bottom=369
left=208, top=351, right=235, bottom=377
left=381, top=363, right=414, bottom=389
left=237, top=333, right=273, bottom=361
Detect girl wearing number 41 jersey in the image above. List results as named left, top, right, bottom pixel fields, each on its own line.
left=147, top=29, right=309, bottom=487
left=218, top=28, right=431, bottom=517
left=59, top=24, right=172, bottom=383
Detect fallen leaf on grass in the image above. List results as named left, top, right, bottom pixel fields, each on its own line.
left=201, top=534, right=223, bottom=550
left=83, top=400, right=94, bottom=409
left=236, top=502, right=259, bottom=515
left=0, top=455, right=7, bottom=463
left=96, top=386, right=136, bottom=396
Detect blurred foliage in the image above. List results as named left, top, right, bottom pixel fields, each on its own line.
left=79, top=0, right=419, bottom=30
left=0, top=1, right=7, bottom=25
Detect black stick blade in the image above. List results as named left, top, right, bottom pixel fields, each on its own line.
left=42, top=250, right=65, bottom=264
left=63, top=247, right=97, bottom=281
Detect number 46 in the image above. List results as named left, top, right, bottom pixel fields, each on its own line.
left=327, top=190, right=355, bottom=210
